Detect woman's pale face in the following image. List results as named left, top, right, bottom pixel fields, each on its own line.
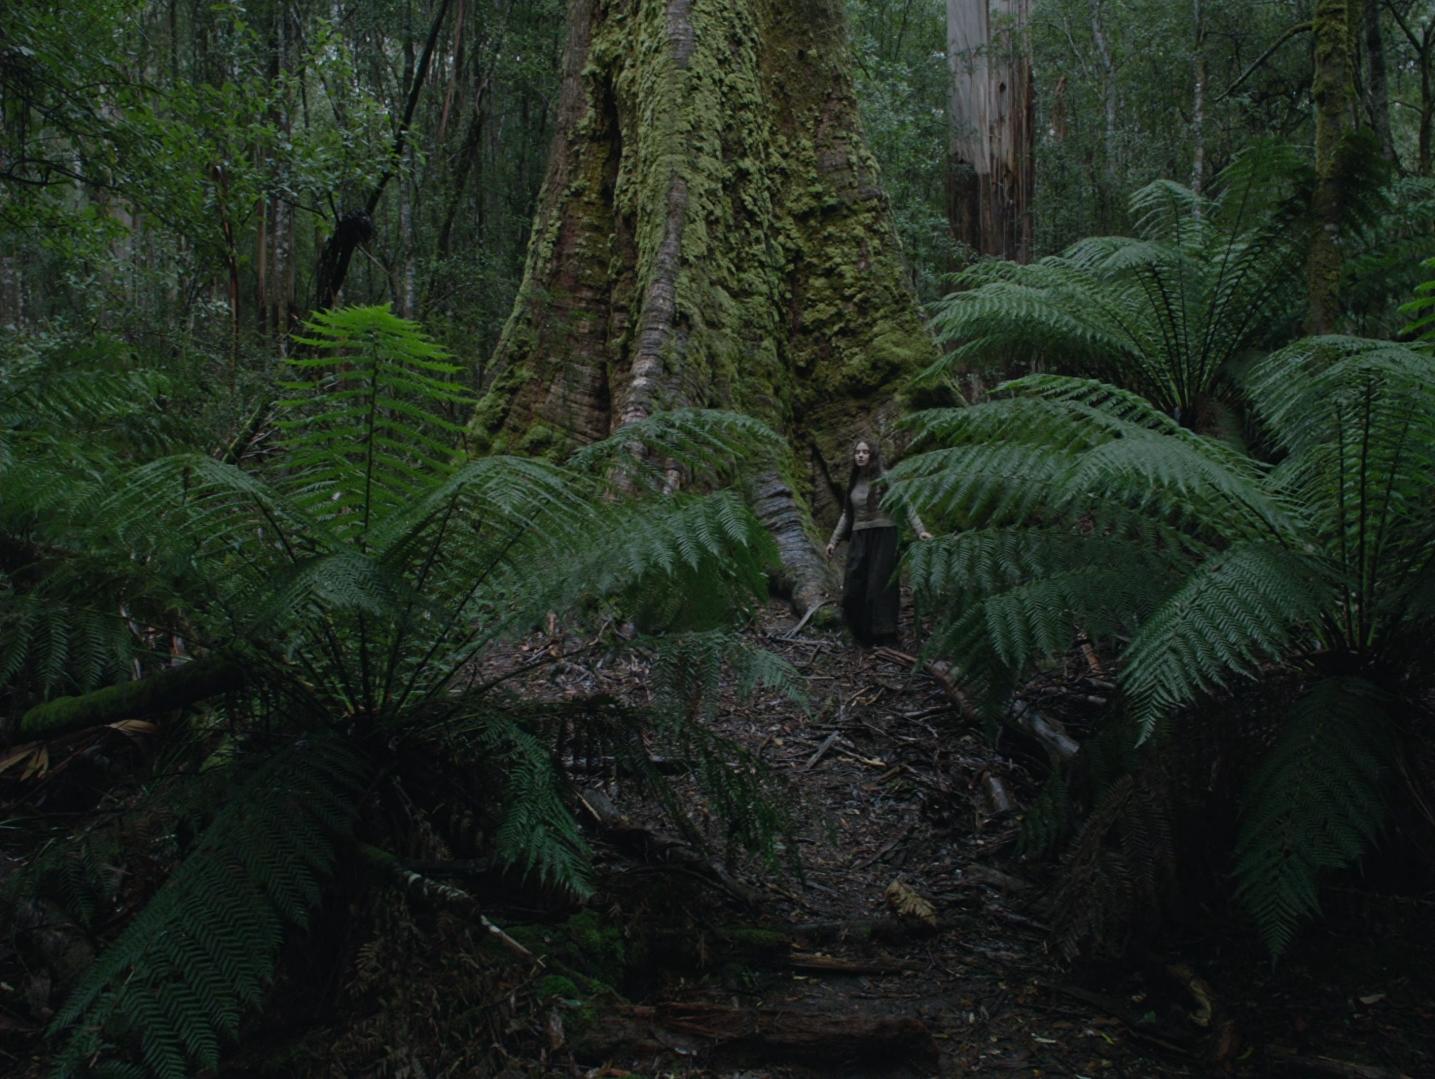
left=853, top=442, right=872, bottom=468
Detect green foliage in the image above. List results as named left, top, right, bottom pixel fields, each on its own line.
left=895, top=328, right=1435, bottom=955
left=49, top=736, right=368, bottom=1077
left=3, top=306, right=792, bottom=1076
left=473, top=713, right=594, bottom=895
left=844, top=0, right=955, bottom=299
left=0, top=331, right=195, bottom=699
left=928, top=144, right=1310, bottom=419
left=1235, top=678, right=1392, bottom=956
left=644, top=630, right=806, bottom=863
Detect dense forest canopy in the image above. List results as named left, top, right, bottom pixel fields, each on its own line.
left=2, top=0, right=1434, bottom=1076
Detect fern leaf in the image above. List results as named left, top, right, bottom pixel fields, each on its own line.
left=1235, top=678, right=1391, bottom=955
left=50, top=736, right=368, bottom=1077
left=1121, top=542, right=1329, bottom=736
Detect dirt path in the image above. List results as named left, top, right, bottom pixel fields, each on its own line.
left=481, top=601, right=1431, bottom=1079
left=665, top=607, right=1189, bottom=1078
left=492, top=602, right=1191, bottom=1078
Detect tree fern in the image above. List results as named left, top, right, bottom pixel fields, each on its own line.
left=927, top=144, right=1310, bottom=419
left=13, top=306, right=802, bottom=1074
left=467, top=711, right=594, bottom=896
left=0, top=334, right=191, bottom=701
left=643, top=630, right=805, bottom=864
left=283, top=304, right=472, bottom=548
left=900, top=328, right=1435, bottom=954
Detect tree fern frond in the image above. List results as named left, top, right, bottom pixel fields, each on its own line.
left=582, top=491, right=775, bottom=630
left=108, top=453, right=313, bottom=568
left=280, top=306, right=472, bottom=548
left=1235, top=677, right=1391, bottom=956
left=1121, top=542, right=1329, bottom=737
left=1398, top=255, right=1435, bottom=341
left=928, top=157, right=1310, bottom=417
left=1247, top=336, right=1435, bottom=457
left=473, top=713, right=592, bottom=896
left=50, top=735, right=369, bottom=1077
left=567, top=409, right=783, bottom=488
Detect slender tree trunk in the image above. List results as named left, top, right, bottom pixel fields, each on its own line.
left=0, top=252, right=20, bottom=329
left=946, top=0, right=1034, bottom=260
left=1308, top=0, right=1359, bottom=334
left=273, top=2, right=295, bottom=343
left=1423, top=30, right=1434, bottom=175
left=399, top=5, right=418, bottom=317
left=400, top=165, right=417, bottom=317
left=437, top=85, right=487, bottom=258
left=314, top=0, right=452, bottom=311
left=256, top=188, right=270, bottom=336
left=470, top=0, right=937, bottom=613
left=1089, top=0, right=1119, bottom=206
left=1191, top=0, right=1206, bottom=197
left=1363, top=0, right=1396, bottom=163
left=1386, top=1, right=1434, bottom=173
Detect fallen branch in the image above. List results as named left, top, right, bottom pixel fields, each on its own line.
left=1007, top=699, right=1079, bottom=764
left=354, top=842, right=534, bottom=961
left=574, top=1002, right=938, bottom=1069
left=784, top=599, right=832, bottom=638
left=577, top=788, right=759, bottom=904
left=875, top=649, right=1078, bottom=764
left=959, top=864, right=1031, bottom=893
left=851, top=817, right=915, bottom=870
left=804, top=731, right=841, bottom=770
left=786, top=918, right=949, bottom=944
left=10, top=653, right=245, bottom=744
left=1036, top=979, right=1195, bottom=1055
left=978, top=771, right=1016, bottom=817
left=787, top=953, right=921, bottom=975
left=1268, top=1050, right=1413, bottom=1079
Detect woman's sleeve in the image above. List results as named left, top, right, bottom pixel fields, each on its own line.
left=905, top=502, right=928, bottom=536
left=829, top=504, right=849, bottom=547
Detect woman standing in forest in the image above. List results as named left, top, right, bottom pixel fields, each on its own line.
left=824, top=439, right=932, bottom=646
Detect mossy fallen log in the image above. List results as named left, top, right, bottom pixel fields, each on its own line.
left=10, top=653, right=246, bottom=744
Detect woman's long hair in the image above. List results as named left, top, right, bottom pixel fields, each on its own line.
left=841, top=439, right=885, bottom=538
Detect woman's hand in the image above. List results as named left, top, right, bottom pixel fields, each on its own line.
left=918, top=530, right=933, bottom=541
left=824, top=541, right=835, bottom=560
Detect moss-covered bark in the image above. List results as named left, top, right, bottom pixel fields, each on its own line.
left=469, top=0, right=938, bottom=610
left=11, top=654, right=245, bottom=744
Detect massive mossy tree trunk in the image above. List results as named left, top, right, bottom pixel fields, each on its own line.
left=469, top=0, right=938, bottom=613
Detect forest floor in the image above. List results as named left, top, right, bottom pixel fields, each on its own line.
left=465, top=600, right=1434, bottom=1079
left=8, top=600, right=1431, bottom=1078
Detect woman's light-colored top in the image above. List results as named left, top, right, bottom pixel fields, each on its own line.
left=829, top=476, right=926, bottom=546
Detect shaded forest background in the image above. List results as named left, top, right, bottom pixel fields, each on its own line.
left=10, top=0, right=1435, bottom=368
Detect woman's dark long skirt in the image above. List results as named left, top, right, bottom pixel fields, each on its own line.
left=842, top=526, right=900, bottom=645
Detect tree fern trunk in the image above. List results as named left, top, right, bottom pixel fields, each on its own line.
left=469, top=0, right=937, bottom=612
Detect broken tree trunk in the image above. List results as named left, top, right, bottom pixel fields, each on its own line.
left=946, top=0, right=1034, bottom=261
left=469, top=0, right=938, bottom=614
